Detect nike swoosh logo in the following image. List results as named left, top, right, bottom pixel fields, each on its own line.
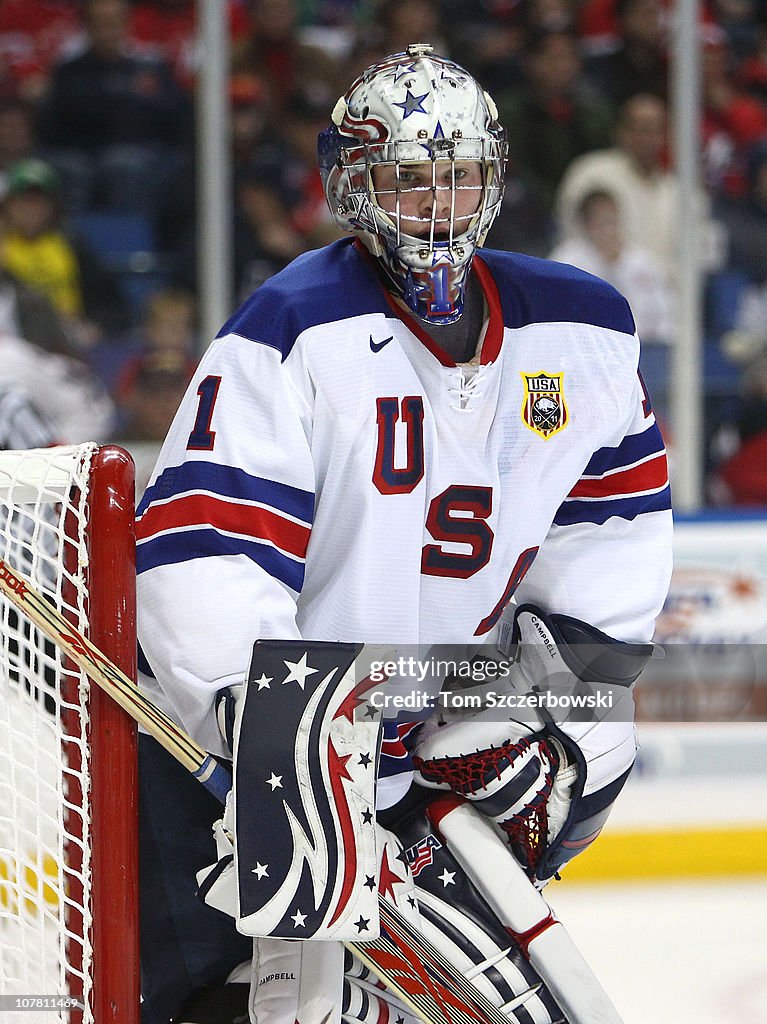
left=370, top=334, right=394, bottom=353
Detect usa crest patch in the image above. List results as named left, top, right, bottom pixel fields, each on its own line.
left=520, top=371, right=568, bottom=439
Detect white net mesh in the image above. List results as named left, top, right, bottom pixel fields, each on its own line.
left=0, top=444, right=96, bottom=1023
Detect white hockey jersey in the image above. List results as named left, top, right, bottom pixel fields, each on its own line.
left=136, top=239, right=672, bottom=758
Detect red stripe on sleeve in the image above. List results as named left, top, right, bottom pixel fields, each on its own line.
left=569, top=453, right=668, bottom=499
left=136, top=494, right=310, bottom=558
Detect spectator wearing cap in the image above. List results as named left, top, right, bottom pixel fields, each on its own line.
left=1, top=157, right=129, bottom=347
left=2, top=159, right=83, bottom=319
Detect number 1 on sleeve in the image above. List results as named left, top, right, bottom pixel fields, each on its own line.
left=187, top=375, right=221, bottom=451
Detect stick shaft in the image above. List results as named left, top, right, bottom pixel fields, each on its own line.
left=0, top=559, right=231, bottom=798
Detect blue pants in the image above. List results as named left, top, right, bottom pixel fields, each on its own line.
left=139, top=734, right=251, bottom=1023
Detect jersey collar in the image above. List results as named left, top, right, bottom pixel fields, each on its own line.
left=354, top=240, right=504, bottom=367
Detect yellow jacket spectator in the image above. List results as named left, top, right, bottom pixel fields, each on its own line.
left=0, top=158, right=129, bottom=347
left=1, top=159, right=83, bottom=318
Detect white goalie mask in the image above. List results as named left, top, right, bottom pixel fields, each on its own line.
left=319, top=43, right=507, bottom=324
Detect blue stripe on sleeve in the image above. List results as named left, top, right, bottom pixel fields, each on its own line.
left=553, top=484, right=672, bottom=527
left=582, top=424, right=666, bottom=477
left=136, top=528, right=306, bottom=591
left=137, top=461, right=314, bottom=523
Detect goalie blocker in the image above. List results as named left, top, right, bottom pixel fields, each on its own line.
left=413, top=604, right=654, bottom=884
left=201, top=639, right=382, bottom=940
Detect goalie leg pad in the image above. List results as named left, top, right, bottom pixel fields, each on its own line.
left=377, top=792, right=566, bottom=1024
left=342, top=976, right=421, bottom=1024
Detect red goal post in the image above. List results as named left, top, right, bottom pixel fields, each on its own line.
left=0, top=444, right=139, bottom=1023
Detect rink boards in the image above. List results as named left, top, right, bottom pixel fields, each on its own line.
left=564, top=514, right=767, bottom=883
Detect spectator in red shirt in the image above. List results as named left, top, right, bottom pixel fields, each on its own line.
left=702, top=25, right=767, bottom=196
left=714, top=352, right=767, bottom=505
left=129, top=0, right=249, bottom=93
left=0, top=0, right=82, bottom=103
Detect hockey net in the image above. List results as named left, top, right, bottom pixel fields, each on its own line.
left=0, top=444, right=138, bottom=1023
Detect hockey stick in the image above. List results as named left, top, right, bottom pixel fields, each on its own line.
left=428, top=797, right=624, bottom=1024
left=0, top=558, right=524, bottom=1024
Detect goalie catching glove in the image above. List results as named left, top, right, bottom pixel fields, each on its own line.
left=412, top=604, right=654, bottom=884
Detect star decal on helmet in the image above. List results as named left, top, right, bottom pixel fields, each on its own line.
left=431, top=248, right=457, bottom=266
left=393, top=89, right=429, bottom=119
left=386, top=60, right=418, bottom=83
left=418, top=121, right=447, bottom=156
left=440, top=68, right=465, bottom=86
left=403, top=272, right=430, bottom=308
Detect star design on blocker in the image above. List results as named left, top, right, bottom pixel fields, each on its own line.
left=362, top=807, right=373, bottom=825
left=364, top=874, right=376, bottom=891
left=266, top=772, right=283, bottom=790
left=437, top=868, right=456, bottom=887
left=393, top=89, right=429, bottom=119
left=254, top=673, right=272, bottom=690
left=355, top=915, right=371, bottom=933
left=358, top=751, right=372, bottom=768
left=252, top=862, right=269, bottom=879
left=291, top=909, right=307, bottom=928
left=282, top=653, right=318, bottom=690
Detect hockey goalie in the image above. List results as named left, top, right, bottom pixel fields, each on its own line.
left=135, top=43, right=673, bottom=1024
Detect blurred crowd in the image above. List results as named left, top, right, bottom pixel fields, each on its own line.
left=0, top=0, right=766, bottom=503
